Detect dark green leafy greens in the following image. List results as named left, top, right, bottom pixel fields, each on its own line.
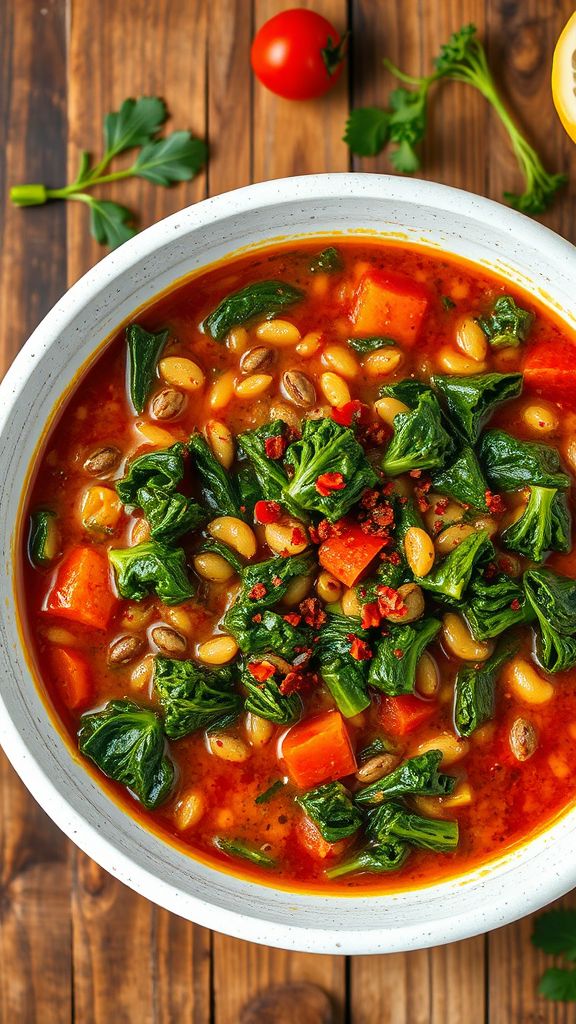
left=368, top=619, right=441, bottom=695
left=348, top=335, right=395, bottom=354
left=28, top=509, right=57, bottom=567
left=11, top=96, right=207, bottom=248
left=309, top=247, right=343, bottom=273
left=243, top=672, right=300, bottom=725
left=214, top=837, right=276, bottom=867
left=314, top=613, right=371, bottom=717
left=283, top=418, right=377, bottom=521
left=477, top=296, right=534, bottom=349
left=242, top=553, right=316, bottom=608
left=432, top=445, right=488, bottom=509
left=255, top=780, right=287, bottom=805
left=188, top=433, right=243, bottom=518
left=78, top=699, right=174, bottom=809
left=153, top=658, right=241, bottom=738
left=117, top=443, right=186, bottom=501
left=524, top=569, right=576, bottom=673
left=416, top=529, right=493, bottom=602
left=532, top=908, right=576, bottom=1002
left=116, top=442, right=204, bottom=543
left=326, top=839, right=409, bottom=879
left=382, top=391, right=452, bottom=476
left=224, top=603, right=310, bottom=660
left=136, top=487, right=205, bottom=544
left=203, top=281, right=303, bottom=341
left=237, top=420, right=289, bottom=503
left=343, top=25, right=565, bottom=213
left=479, top=430, right=569, bottom=491
left=355, top=750, right=456, bottom=805
left=109, top=541, right=194, bottom=604
left=462, top=572, right=534, bottom=641
left=431, top=373, right=523, bottom=444
left=501, top=486, right=571, bottom=563
left=126, top=324, right=168, bottom=414
left=367, top=800, right=459, bottom=852
left=454, top=645, right=513, bottom=737
left=296, top=782, right=362, bottom=843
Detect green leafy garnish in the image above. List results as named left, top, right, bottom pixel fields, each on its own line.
left=368, top=619, right=441, bottom=696
left=454, top=644, right=513, bottom=737
left=28, top=509, right=58, bottom=567
left=109, top=541, right=194, bottom=605
left=241, top=552, right=316, bottom=609
left=480, top=430, right=570, bottom=491
left=188, top=433, right=244, bottom=519
left=11, top=97, right=207, bottom=248
left=533, top=908, right=576, bottom=1001
left=116, top=441, right=205, bottom=543
left=477, top=295, right=534, bottom=349
left=348, top=336, right=395, bottom=354
left=344, top=25, right=566, bottom=213
left=462, top=572, right=534, bottom=641
left=126, top=324, right=169, bottom=414
left=243, top=672, right=301, bottom=725
left=326, top=840, right=409, bottom=879
left=524, top=569, right=576, bottom=673
left=382, top=391, right=452, bottom=476
left=415, top=529, right=493, bottom=603
left=501, top=486, right=571, bottom=563
left=237, top=420, right=290, bottom=503
left=296, top=783, right=362, bottom=843
left=203, top=281, right=303, bottom=341
left=309, top=246, right=343, bottom=273
left=432, top=445, right=488, bottom=510
left=355, top=751, right=456, bottom=805
left=225, top=604, right=310, bottom=661
left=214, top=837, right=276, bottom=868
left=153, top=658, right=241, bottom=739
left=78, top=699, right=174, bottom=809
left=314, top=613, right=371, bottom=718
left=432, top=373, right=523, bottom=444
left=368, top=800, right=459, bottom=852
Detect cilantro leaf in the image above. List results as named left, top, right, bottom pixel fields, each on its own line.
left=104, top=97, right=167, bottom=158
left=344, top=107, right=390, bottom=156
left=88, top=199, right=137, bottom=249
left=133, top=132, right=208, bottom=185
left=532, top=909, right=576, bottom=960
left=538, top=968, right=576, bottom=1002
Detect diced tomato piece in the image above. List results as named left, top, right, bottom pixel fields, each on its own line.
left=318, top=521, right=386, bottom=587
left=524, top=338, right=576, bottom=402
left=350, top=269, right=429, bottom=347
left=282, top=709, right=357, bottom=789
left=380, top=695, right=436, bottom=737
left=49, top=647, right=92, bottom=710
left=295, top=816, right=349, bottom=861
left=45, top=546, right=117, bottom=630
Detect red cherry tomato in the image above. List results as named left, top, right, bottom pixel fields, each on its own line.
left=251, top=8, right=347, bottom=101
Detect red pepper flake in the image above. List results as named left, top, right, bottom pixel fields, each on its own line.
left=247, top=660, right=276, bottom=682
left=510, top=598, right=521, bottom=611
left=315, top=471, right=346, bottom=497
left=264, top=434, right=287, bottom=460
left=393, top=648, right=404, bottom=659
left=409, top=469, right=422, bottom=479
left=291, top=526, right=307, bottom=547
left=331, top=399, right=368, bottom=427
left=361, top=601, right=382, bottom=629
left=216, top=739, right=224, bottom=748
left=279, top=670, right=319, bottom=696
left=485, top=490, right=506, bottom=515
left=283, top=612, right=302, bottom=627
left=271, top=575, right=282, bottom=587
left=248, top=582, right=267, bottom=601
left=349, top=636, right=373, bottom=661
left=376, top=585, right=408, bottom=619
left=254, top=500, right=282, bottom=524
left=299, top=597, right=327, bottom=629
left=308, top=525, right=321, bottom=545
left=498, top=555, right=516, bottom=576
left=434, top=498, right=449, bottom=515
left=359, top=422, right=389, bottom=447
left=432, top=519, right=444, bottom=535
left=251, top=613, right=263, bottom=623
left=484, top=561, right=498, bottom=580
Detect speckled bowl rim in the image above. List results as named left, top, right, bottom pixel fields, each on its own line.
left=1, top=173, right=576, bottom=955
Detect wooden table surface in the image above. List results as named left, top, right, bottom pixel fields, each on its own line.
left=2, top=1, right=576, bottom=1021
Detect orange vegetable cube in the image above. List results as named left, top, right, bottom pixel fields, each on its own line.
left=282, top=709, right=357, bottom=789
left=45, top=546, right=117, bottom=630
left=49, top=647, right=92, bottom=710
left=350, top=269, right=429, bottom=347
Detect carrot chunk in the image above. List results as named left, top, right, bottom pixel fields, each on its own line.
left=49, top=647, right=92, bottom=710
left=295, top=816, right=350, bottom=861
left=380, top=694, right=436, bottom=736
left=318, top=522, right=386, bottom=587
left=524, top=338, right=576, bottom=401
left=282, top=709, right=357, bottom=789
left=350, top=269, right=429, bottom=347
left=45, top=546, right=117, bottom=630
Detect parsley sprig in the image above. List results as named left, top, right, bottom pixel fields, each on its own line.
left=10, top=97, right=207, bottom=249
left=533, top=908, right=576, bottom=1000
left=345, top=24, right=566, bottom=214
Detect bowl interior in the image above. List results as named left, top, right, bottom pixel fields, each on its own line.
left=2, top=174, right=576, bottom=954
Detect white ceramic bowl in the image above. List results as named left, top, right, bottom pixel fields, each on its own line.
left=2, top=173, right=576, bottom=955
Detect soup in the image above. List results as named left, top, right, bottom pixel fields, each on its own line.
left=19, top=239, right=576, bottom=893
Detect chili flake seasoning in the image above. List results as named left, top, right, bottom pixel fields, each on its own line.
left=315, top=471, right=346, bottom=497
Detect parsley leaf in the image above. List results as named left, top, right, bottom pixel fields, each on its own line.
left=539, top=969, right=576, bottom=1002
left=532, top=909, right=576, bottom=960
left=104, top=97, right=168, bottom=159
left=133, top=132, right=208, bottom=185
left=88, top=199, right=137, bottom=249
left=344, top=107, right=390, bottom=156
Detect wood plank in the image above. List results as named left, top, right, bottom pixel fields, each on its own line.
left=67, top=3, right=211, bottom=1021
left=207, top=0, right=253, bottom=197
left=212, top=1, right=348, bottom=1020
left=0, top=1, right=71, bottom=1022
left=349, top=3, right=487, bottom=1022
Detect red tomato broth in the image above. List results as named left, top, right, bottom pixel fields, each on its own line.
left=17, top=238, right=576, bottom=895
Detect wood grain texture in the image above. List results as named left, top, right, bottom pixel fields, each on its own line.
left=0, top=2, right=71, bottom=1022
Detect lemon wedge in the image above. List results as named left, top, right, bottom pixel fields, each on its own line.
left=552, top=11, right=576, bottom=142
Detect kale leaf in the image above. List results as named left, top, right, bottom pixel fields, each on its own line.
left=501, top=486, right=571, bottom=563
left=116, top=443, right=204, bottom=543
left=432, top=445, right=489, bottom=509
left=314, top=612, right=371, bottom=717
left=78, top=698, right=174, bottom=809
left=368, top=618, right=441, bottom=695
left=367, top=800, right=459, bottom=852
left=454, top=644, right=514, bottom=737
left=431, top=372, right=523, bottom=443
left=224, top=603, right=310, bottom=660
left=326, top=839, right=409, bottom=878
left=348, top=335, right=395, bottom=353
left=109, top=541, right=194, bottom=604
left=137, top=486, right=205, bottom=543
left=243, top=672, right=301, bottom=724
left=188, top=432, right=243, bottom=518
left=524, top=568, right=576, bottom=673
left=477, top=296, right=534, bottom=349
left=382, top=391, right=452, bottom=476
left=237, top=420, right=289, bottom=503
left=154, top=657, right=241, bottom=738
left=479, top=430, right=569, bottom=491
left=242, top=552, right=316, bottom=608
left=203, top=280, right=304, bottom=341
left=126, top=323, right=168, bottom=414
left=283, top=418, right=377, bottom=521
left=296, top=782, right=362, bottom=843
left=355, top=750, right=456, bottom=805
left=415, top=529, right=493, bottom=602
left=462, top=571, right=534, bottom=640
left=117, top=443, right=187, bottom=503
